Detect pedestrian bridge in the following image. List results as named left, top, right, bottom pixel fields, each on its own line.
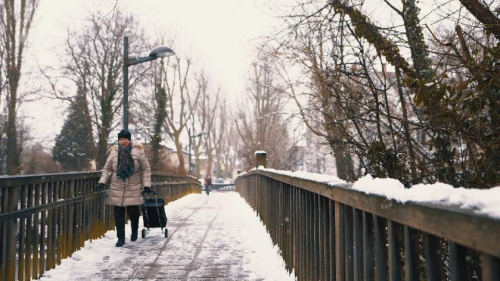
left=38, top=192, right=292, bottom=280
left=1, top=168, right=500, bottom=280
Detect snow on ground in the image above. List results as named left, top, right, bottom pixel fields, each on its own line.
left=38, top=192, right=295, bottom=280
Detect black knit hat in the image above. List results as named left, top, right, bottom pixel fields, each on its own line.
left=118, top=129, right=131, bottom=141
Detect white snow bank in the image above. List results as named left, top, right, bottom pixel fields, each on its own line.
left=245, top=168, right=347, bottom=186
left=352, top=175, right=500, bottom=219
left=240, top=169, right=500, bottom=219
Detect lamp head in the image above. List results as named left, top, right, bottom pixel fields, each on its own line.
left=149, top=46, right=175, bottom=58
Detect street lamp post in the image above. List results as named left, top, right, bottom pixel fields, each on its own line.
left=188, top=128, right=207, bottom=175
left=123, top=36, right=175, bottom=130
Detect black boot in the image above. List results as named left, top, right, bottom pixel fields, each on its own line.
left=114, top=206, right=126, bottom=247
left=131, top=228, right=138, bottom=242
left=129, top=206, right=140, bottom=242
left=115, top=238, right=125, bottom=247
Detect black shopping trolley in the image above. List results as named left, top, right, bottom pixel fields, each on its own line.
left=141, top=190, right=168, bottom=238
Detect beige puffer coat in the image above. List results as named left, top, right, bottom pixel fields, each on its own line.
left=98, top=143, right=151, bottom=206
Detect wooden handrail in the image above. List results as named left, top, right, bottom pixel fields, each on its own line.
left=236, top=170, right=500, bottom=280
left=0, top=171, right=201, bottom=281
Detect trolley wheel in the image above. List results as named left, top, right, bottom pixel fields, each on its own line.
left=141, top=228, right=147, bottom=239
left=164, top=228, right=168, bottom=238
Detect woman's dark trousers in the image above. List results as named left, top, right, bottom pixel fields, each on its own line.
left=114, top=206, right=140, bottom=239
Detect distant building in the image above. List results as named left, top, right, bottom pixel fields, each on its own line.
left=288, top=132, right=337, bottom=176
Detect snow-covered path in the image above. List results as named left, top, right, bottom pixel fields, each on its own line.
left=38, top=192, right=296, bottom=280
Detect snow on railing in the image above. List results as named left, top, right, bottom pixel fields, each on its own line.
left=236, top=160, right=500, bottom=280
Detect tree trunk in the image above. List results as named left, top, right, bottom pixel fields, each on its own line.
left=458, top=0, right=500, bottom=40
left=173, top=132, right=186, bottom=174
left=151, top=131, right=162, bottom=171
left=332, top=143, right=356, bottom=182
left=2, top=0, right=39, bottom=174
left=152, top=86, right=167, bottom=171
left=6, top=86, right=20, bottom=175
left=97, top=128, right=110, bottom=169
left=395, top=67, right=418, bottom=182
left=207, top=149, right=213, bottom=177
left=216, top=151, right=222, bottom=178
left=193, top=145, right=201, bottom=178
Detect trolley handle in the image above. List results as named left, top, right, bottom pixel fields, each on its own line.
left=142, top=188, right=156, bottom=196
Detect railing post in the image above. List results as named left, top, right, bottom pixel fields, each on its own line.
left=255, top=151, right=267, bottom=168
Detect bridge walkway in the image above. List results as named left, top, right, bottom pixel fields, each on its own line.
left=38, top=192, right=294, bottom=281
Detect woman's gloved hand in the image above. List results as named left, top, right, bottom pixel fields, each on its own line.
left=96, top=183, right=106, bottom=191
left=142, top=186, right=155, bottom=195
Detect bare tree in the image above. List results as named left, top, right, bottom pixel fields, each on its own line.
left=219, top=120, right=240, bottom=178
left=187, top=71, right=219, bottom=177
left=22, top=143, right=62, bottom=174
left=236, top=49, right=293, bottom=170
left=212, top=98, right=228, bottom=178
left=0, top=0, right=39, bottom=175
left=160, top=55, right=200, bottom=173
left=274, top=0, right=499, bottom=190
left=54, top=10, right=148, bottom=168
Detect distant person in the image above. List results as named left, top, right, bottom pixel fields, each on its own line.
left=97, top=129, right=153, bottom=247
left=204, top=174, right=212, bottom=195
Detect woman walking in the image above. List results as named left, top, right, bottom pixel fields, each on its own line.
left=204, top=174, right=212, bottom=195
left=97, top=130, right=152, bottom=247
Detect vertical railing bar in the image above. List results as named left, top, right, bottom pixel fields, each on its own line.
left=26, top=184, right=34, bottom=281
left=46, top=182, right=54, bottom=270
left=449, top=242, right=468, bottom=281
left=313, top=193, right=319, bottom=281
left=330, top=199, right=336, bottom=280
left=404, top=226, right=420, bottom=281
left=33, top=184, right=41, bottom=279
left=56, top=181, right=63, bottom=266
left=363, top=212, right=374, bottom=281
left=345, top=205, right=354, bottom=281
left=301, top=189, right=306, bottom=281
left=353, top=208, right=364, bottom=281
left=289, top=185, right=294, bottom=272
left=305, top=191, right=311, bottom=280
left=81, top=180, right=87, bottom=245
left=0, top=187, right=7, bottom=281
left=388, top=220, right=402, bottom=281
left=18, top=185, right=27, bottom=281
left=70, top=181, right=77, bottom=257
left=40, top=183, right=47, bottom=275
left=287, top=185, right=292, bottom=273
left=286, top=184, right=289, bottom=272
left=482, top=253, right=500, bottom=281
left=61, top=180, right=68, bottom=259
left=424, top=233, right=443, bottom=281
left=298, top=187, right=304, bottom=280
left=7, top=185, right=19, bottom=281
left=76, top=181, right=83, bottom=251
left=319, top=195, right=326, bottom=281
left=322, top=196, right=330, bottom=281
left=336, top=201, right=346, bottom=280
left=291, top=185, right=296, bottom=272
left=374, top=215, right=388, bottom=281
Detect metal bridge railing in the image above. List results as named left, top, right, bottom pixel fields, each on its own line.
left=0, top=172, right=201, bottom=281
left=211, top=183, right=235, bottom=191
left=236, top=169, right=500, bottom=281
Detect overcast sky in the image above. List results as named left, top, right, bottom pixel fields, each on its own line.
left=23, top=0, right=282, bottom=146
left=20, top=0, right=458, bottom=147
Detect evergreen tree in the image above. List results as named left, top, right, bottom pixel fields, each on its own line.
left=53, top=89, right=95, bottom=171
